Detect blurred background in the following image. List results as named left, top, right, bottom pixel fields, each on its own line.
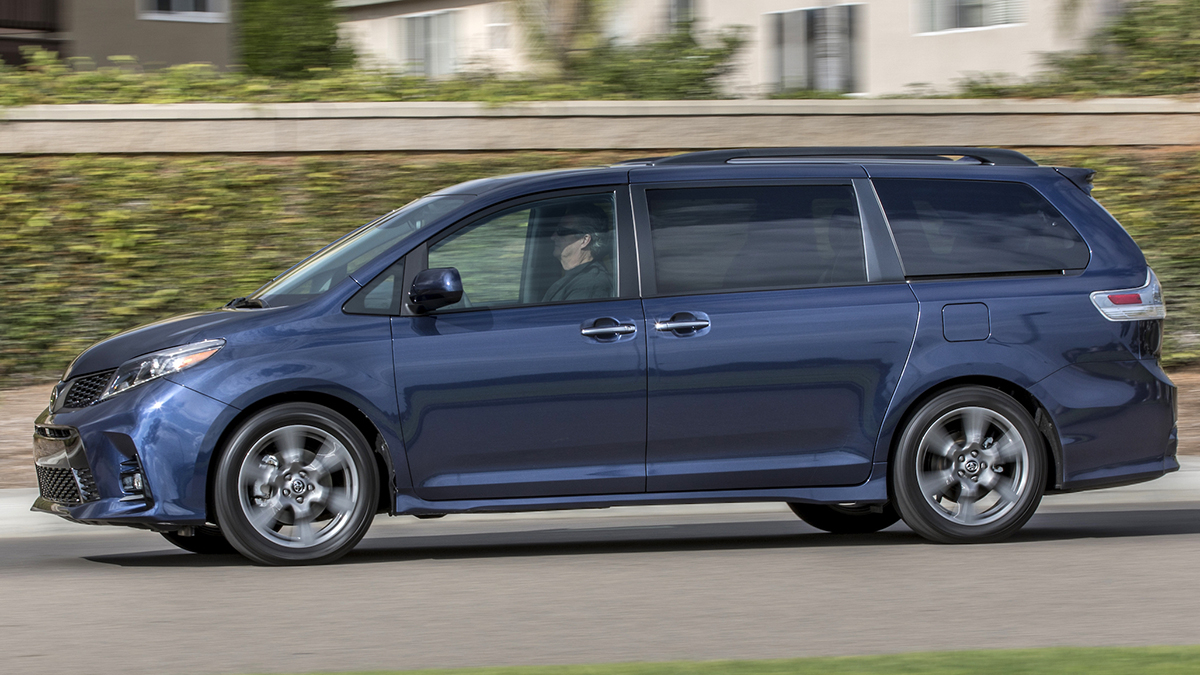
left=0, top=0, right=1197, bottom=385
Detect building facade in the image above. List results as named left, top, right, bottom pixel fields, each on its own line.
left=0, top=0, right=235, bottom=68
left=337, top=0, right=1124, bottom=96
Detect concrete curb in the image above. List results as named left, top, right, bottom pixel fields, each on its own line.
left=2, top=457, right=1196, bottom=539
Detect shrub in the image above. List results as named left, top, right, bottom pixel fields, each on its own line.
left=959, top=0, right=1200, bottom=97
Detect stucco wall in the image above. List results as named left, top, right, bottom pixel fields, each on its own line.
left=65, top=0, right=233, bottom=69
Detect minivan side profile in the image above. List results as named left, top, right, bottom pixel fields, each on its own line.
left=31, top=147, right=1177, bottom=565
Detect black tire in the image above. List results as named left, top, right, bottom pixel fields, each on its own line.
left=788, top=502, right=901, bottom=534
left=893, top=386, right=1046, bottom=544
left=214, top=403, right=379, bottom=566
left=160, top=525, right=237, bottom=555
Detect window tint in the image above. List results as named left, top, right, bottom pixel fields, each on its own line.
left=647, top=185, right=866, bottom=295
left=426, top=193, right=617, bottom=311
left=345, top=260, right=404, bottom=315
left=874, top=179, right=1089, bottom=277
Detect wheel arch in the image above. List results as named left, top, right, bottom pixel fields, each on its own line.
left=883, top=375, right=1064, bottom=494
left=204, top=391, right=396, bottom=524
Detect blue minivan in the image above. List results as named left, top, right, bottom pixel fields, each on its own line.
left=32, top=147, right=1178, bottom=565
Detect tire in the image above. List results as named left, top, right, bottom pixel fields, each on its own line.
left=892, top=386, right=1046, bottom=544
left=160, top=524, right=237, bottom=555
left=788, top=502, right=900, bottom=534
left=213, top=403, right=379, bottom=566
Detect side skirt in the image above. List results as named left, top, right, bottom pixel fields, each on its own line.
left=393, top=462, right=888, bottom=517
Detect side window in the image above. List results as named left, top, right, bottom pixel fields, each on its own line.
left=345, top=260, right=404, bottom=315
left=426, top=193, right=617, bottom=311
left=873, top=179, right=1090, bottom=277
left=646, top=185, right=866, bottom=295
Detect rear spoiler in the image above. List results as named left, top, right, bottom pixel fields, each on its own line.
left=1056, top=167, right=1097, bottom=195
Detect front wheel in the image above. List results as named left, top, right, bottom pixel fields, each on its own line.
left=893, top=386, right=1046, bottom=544
left=214, top=403, right=379, bottom=566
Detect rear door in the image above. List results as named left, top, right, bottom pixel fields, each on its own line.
left=632, top=171, right=919, bottom=491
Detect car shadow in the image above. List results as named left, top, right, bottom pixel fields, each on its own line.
left=82, top=507, right=1200, bottom=568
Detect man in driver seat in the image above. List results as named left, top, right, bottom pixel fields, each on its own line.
left=543, top=204, right=613, bottom=302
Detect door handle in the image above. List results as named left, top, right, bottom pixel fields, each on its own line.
left=581, top=324, right=637, bottom=337
left=654, top=312, right=712, bottom=336
left=654, top=319, right=710, bottom=331
left=580, top=317, right=637, bottom=339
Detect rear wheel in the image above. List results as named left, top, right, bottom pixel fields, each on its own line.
left=788, top=502, right=900, bottom=534
left=893, top=386, right=1046, bottom=544
left=214, top=403, right=378, bottom=566
left=160, top=524, right=236, bottom=554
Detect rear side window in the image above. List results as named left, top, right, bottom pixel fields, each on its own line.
left=874, top=179, right=1089, bottom=277
left=646, top=185, right=866, bottom=295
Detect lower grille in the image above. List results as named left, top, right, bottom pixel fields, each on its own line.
left=36, top=466, right=82, bottom=505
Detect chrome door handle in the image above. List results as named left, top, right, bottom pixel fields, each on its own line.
left=581, top=324, right=637, bottom=337
left=654, top=319, right=710, bottom=331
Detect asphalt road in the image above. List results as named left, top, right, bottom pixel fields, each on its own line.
left=2, top=501, right=1199, bottom=675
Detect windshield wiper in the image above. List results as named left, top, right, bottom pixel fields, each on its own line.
left=225, top=297, right=268, bottom=309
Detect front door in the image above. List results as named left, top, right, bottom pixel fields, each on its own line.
left=392, top=189, right=648, bottom=501
left=635, top=182, right=919, bottom=491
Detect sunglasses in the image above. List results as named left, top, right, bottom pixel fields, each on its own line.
left=553, top=227, right=589, bottom=238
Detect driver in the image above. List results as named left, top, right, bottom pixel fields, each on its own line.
left=542, top=204, right=613, bottom=303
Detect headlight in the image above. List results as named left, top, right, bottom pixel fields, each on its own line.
left=100, top=339, right=225, bottom=401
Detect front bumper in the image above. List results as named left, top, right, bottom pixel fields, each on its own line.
left=30, top=377, right=238, bottom=530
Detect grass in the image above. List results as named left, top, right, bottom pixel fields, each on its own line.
left=251, top=647, right=1200, bottom=675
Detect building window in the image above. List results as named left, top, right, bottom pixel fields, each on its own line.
left=138, top=0, right=228, bottom=23
left=488, top=2, right=512, bottom=50
left=768, top=4, right=863, bottom=94
left=403, top=11, right=458, bottom=77
left=916, top=0, right=1025, bottom=33
left=669, top=0, right=694, bottom=28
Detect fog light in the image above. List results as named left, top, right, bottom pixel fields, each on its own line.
left=120, top=472, right=144, bottom=493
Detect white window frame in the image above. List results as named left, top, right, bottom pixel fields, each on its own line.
left=400, top=9, right=460, bottom=78
left=766, top=3, right=864, bottom=94
left=913, top=0, right=1026, bottom=35
left=137, top=0, right=229, bottom=23
left=487, top=2, right=513, bottom=51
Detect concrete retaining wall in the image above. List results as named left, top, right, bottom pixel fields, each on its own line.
left=3, top=99, right=1200, bottom=154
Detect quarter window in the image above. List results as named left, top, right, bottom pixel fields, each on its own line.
left=646, top=185, right=866, bottom=295
left=427, top=193, right=618, bottom=311
left=873, top=179, right=1089, bottom=277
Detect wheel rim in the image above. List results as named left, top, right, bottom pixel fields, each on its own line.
left=236, top=424, right=361, bottom=549
left=915, top=406, right=1030, bottom=527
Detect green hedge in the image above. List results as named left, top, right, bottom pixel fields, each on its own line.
left=0, top=32, right=742, bottom=106
left=1, top=148, right=1198, bottom=387
left=958, top=0, right=1200, bottom=98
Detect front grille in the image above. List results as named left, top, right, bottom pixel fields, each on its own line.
left=61, top=370, right=115, bottom=409
left=36, top=466, right=82, bottom=504
left=36, top=426, right=72, bottom=439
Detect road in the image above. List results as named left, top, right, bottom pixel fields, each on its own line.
left=1, top=495, right=1199, bottom=675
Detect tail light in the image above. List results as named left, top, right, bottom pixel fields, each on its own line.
left=1090, top=269, right=1165, bottom=321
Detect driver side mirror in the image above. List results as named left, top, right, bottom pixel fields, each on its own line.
left=409, top=267, right=463, bottom=313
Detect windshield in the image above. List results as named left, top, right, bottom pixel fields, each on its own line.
left=253, top=195, right=471, bottom=306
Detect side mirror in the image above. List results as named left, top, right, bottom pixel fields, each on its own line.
left=409, top=267, right=463, bottom=313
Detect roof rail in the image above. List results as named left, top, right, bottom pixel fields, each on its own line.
left=652, top=147, right=1038, bottom=167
